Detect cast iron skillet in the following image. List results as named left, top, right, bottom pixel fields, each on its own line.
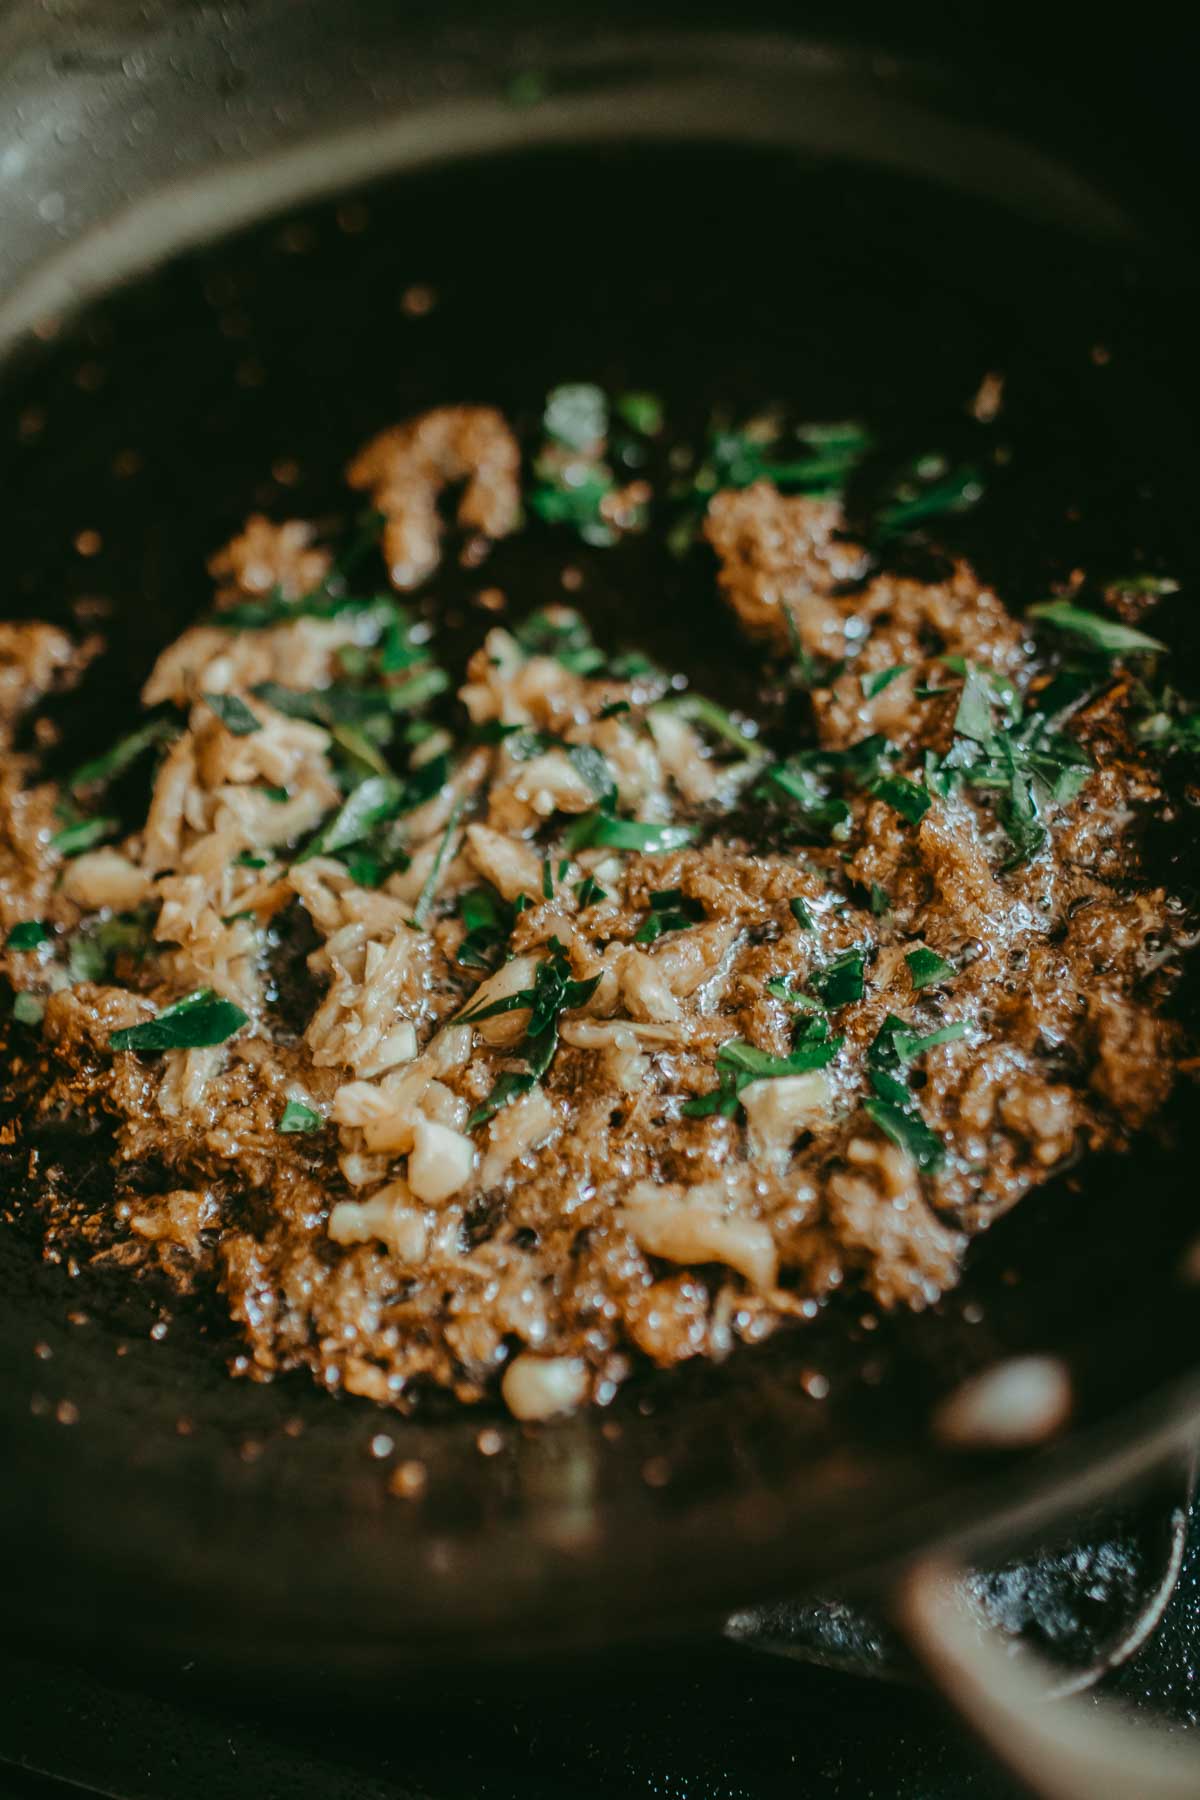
left=2, top=13, right=1200, bottom=1685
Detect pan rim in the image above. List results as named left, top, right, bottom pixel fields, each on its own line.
left=3, top=24, right=1199, bottom=1679
left=0, top=28, right=1143, bottom=359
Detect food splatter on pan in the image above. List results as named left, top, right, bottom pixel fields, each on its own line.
left=0, top=385, right=1193, bottom=1419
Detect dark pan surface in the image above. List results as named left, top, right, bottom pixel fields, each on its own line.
left=3, top=139, right=1200, bottom=1680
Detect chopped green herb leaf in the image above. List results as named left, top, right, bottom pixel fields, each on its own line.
left=343, top=849, right=383, bottom=888
left=252, top=681, right=382, bottom=728
left=464, top=940, right=601, bottom=1127
left=6, top=921, right=48, bottom=950
left=953, top=663, right=999, bottom=743
left=335, top=645, right=375, bottom=680
left=515, top=608, right=608, bottom=675
left=704, top=419, right=872, bottom=496
left=378, top=608, right=427, bottom=674
left=279, top=1098, right=323, bottom=1133
left=809, top=948, right=866, bottom=1008
left=396, top=711, right=439, bottom=748
left=458, top=986, right=537, bottom=1026
left=67, top=911, right=154, bottom=985
left=203, top=691, right=261, bottom=735
left=12, top=991, right=44, bottom=1026
left=765, top=978, right=824, bottom=1011
left=760, top=761, right=852, bottom=839
left=400, top=752, right=451, bottom=810
left=863, top=1096, right=946, bottom=1170
left=839, top=734, right=894, bottom=784
left=997, top=761, right=1047, bottom=870
left=666, top=416, right=872, bottom=556
left=760, top=733, right=893, bottom=838
left=869, top=883, right=891, bottom=916
left=1135, top=685, right=1200, bottom=756
left=385, top=665, right=451, bottom=712
left=470, top=719, right=524, bottom=745
left=679, top=1087, right=741, bottom=1119
left=66, top=930, right=115, bottom=974
left=566, top=742, right=618, bottom=806
left=68, top=716, right=178, bottom=792
left=459, top=889, right=504, bottom=935
left=457, top=886, right=515, bottom=970
left=411, top=798, right=464, bottom=929
left=563, top=812, right=699, bottom=854
left=331, top=722, right=391, bottom=777
left=1027, top=600, right=1165, bottom=655
left=930, top=671, right=1092, bottom=869
left=635, top=889, right=703, bottom=943
left=790, top=897, right=816, bottom=930
left=892, top=1021, right=967, bottom=1061
left=875, top=460, right=983, bottom=540
left=862, top=1012, right=963, bottom=1170
left=460, top=939, right=600, bottom=1030
left=246, top=683, right=320, bottom=722
left=216, top=585, right=389, bottom=634
left=530, top=944, right=602, bottom=1039
left=906, top=947, right=955, bottom=990
left=528, top=390, right=636, bottom=548
left=789, top=419, right=871, bottom=451
left=51, top=816, right=118, bottom=857
left=607, top=649, right=664, bottom=682
left=528, top=471, right=621, bottom=546
left=682, top=1030, right=843, bottom=1118
left=870, top=774, right=931, bottom=824
left=541, top=858, right=555, bottom=900
left=467, top=1068, right=542, bottom=1131
left=254, top=652, right=445, bottom=726
left=574, top=875, right=607, bottom=908
left=497, top=728, right=557, bottom=764
left=110, top=988, right=248, bottom=1053
left=458, top=885, right=504, bottom=945
left=783, top=605, right=843, bottom=690
left=716, top=1038, right=842, bottom=1079
left=660, top=694, right=767, bottom=758
left=615, top=391, right=664, bottom=437
left=296, top=775, right=403, bottom=863
left=861, top=664, right=910, bottom=699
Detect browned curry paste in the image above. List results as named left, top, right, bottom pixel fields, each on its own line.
left=0, top=405, right=1187, bottom=1419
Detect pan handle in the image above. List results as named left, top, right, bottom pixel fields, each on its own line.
left=895, top=1558, right=1199, bottom=1800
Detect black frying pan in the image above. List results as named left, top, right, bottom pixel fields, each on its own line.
left=3, top=5, right=1200, bottom=1688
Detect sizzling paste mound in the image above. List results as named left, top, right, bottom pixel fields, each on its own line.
left=0, top=407, right=1186, bottom=1420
